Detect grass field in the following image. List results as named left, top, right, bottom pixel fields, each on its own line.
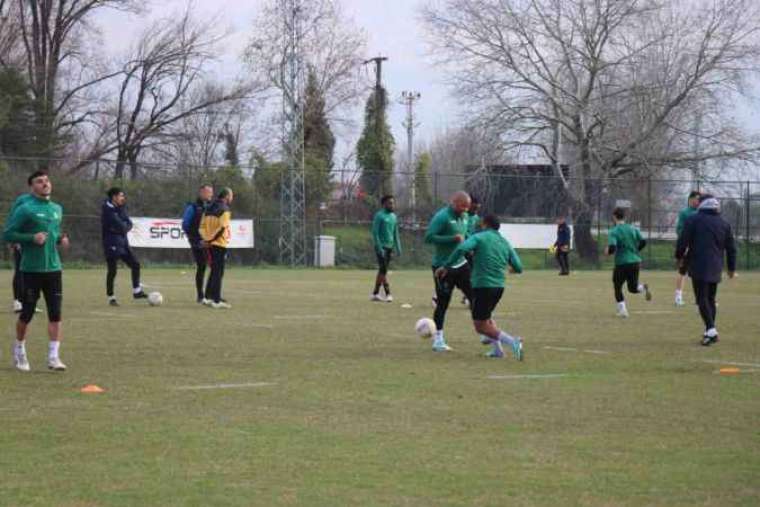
left=0, top=268, right=758, bottom=507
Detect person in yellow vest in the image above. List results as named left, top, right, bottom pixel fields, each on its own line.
left=200, top=187, right=233, bottom=309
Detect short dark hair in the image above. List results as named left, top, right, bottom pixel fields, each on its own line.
left=381, top=194, right=394, bottom=205
left=688, top=191, right=701, bottom=199
left=27, top=170, right=48, bottom=185
left=482, top=214, right=500, bottom=230
left=699, top=193, right=714, bottom=203
left=613, top=207, right=626, bottom=220
left=107, top=187, right=123, bottom=200
left=218, top=187, right=233, bottom=199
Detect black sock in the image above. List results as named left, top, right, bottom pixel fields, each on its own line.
left=383, top=283, right=390, bottom=295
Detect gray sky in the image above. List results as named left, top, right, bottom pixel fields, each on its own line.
left=95, top=0, right=760, bottom=166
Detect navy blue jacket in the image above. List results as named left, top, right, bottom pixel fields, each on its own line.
left=555, top=223, right=571, bottom=247
left=182, top=199, right=207, bottom=248
left=676, top=209, right=736, bottom=283
left=101, top=200, right=133, bottom=258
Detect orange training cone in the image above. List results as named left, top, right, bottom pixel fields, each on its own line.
left=719, top=367, right=740, bottom=376
left=80, top=384, right=106, bottom=393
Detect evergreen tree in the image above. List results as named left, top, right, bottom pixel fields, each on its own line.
left=0, top=68, right=36, bottom=157
left=357, top=87, right=395, bottom=206
left=414, top=152, right=433, bottom=208
left=303, top=68, right=335, bottom=207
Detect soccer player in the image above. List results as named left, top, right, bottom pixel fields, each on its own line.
left=554, top=216, right=571, bottom=276
left=8, top=182, right=34, bottom=312
left=436, top=214, right=524, bottom=360
left=676, top=194, right=736, bottom=346
left=200, top=187, right=233, bottom=309
left=101, top=187, right=147, bottom=306
left=605, top=207, right=652, bottom=318
left=466, top=197, right=482, bottom=237
left=674, top=191, right=701, bottom=306
left=182, top=184, right=214, bottom=303
left=424, top=191, right=474, bottom=351
left=370, top=194, right=401, bottom=302
left=3, top=170, right=69, bottom=371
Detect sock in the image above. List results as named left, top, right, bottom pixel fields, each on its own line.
left=706, top=328, right=718, bottom=338
left=433, top=330, right=444, bottom=345
left=491, top=339, right=504, bottom=355
left=133, top=285, right=143, bottom=294
left=108, top=295, right=117, bottom=301
left=48, top=340, right=60, bottom=360
left=617, top=301, right=627, bottom=312
left=497, top=331, right=515, bottom=347
left=675, top=289, right=683, bottom=298
left=637, top=284, right=645, bottom=293
left=15, top=340, right=25, bottom=354
left=383, top=283, right=390, bottom=296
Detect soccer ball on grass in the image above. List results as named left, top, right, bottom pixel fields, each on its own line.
left=147, top=292, right=164, bottom=306
left=415, top=318, right=436, bottom=339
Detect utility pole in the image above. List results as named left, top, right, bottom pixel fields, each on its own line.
left=279, top=0, right=307, bottom=266
left=364, top=56, right=388, bottom=195
left=400, top=91, right=421, bottom=224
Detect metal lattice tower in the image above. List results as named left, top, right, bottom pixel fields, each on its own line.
left=279, top=0, right=307, bottom=266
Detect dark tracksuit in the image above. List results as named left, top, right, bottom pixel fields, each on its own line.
left=676, top=209, right=736, bottom=332
left=182, top=199, right=210, bottom=301
left=555, top=223, right=571, bottom=275
left=101, top=200, right=141, bottom=297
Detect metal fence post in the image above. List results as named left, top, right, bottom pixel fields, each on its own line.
left=746, top=181, right=751, bottom=271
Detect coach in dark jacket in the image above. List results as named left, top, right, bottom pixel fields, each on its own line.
left=554, top=216, right=571, bottom=275
left=676, top=194, right=736, bottom=346
left=101, top=187, right=147, bottom=305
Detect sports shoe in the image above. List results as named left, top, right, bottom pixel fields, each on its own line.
left=480, top=335, right=492, bottom=345
left=432, top=342, right=453, bottom=352
left=511, top=337, right=524, bottom=361
left=616, top=306, right=629, bottom=318
left=201, top=298, right=212, bottom=306
left=47, top=357, right=67, bottom=371
left=211, top=301, right=232, bottom=309
left=108, top=298, right=119, bottom=307
left=644, top=284, right=652, bottom=301
left=385, top=295, right=394, bottom=303
left=13, top=347, right=30, bottom=372
left=485, top=347, right=504, bottom=358
left=133, top=291, right=148, bottom=300
left=675, top=298, right=684, bottom=307
left=370, top=294, right=384, bottom=302
left=12, top=300, right=22, bottom=313
left=700, top=334, right=719, bottom=347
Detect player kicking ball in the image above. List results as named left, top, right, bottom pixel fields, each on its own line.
left=605, top=207, right=652, bottom=318
left=435, top=214, right=523, bottom=360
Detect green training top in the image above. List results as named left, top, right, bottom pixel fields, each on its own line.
left=466, top=213, right=480, bottom=237
left=3, top=195, right=64, bottom=272
left=444, top=229, right=523, bottom=288
left=607, top=222, right=643, bottom=266
left=676, top=206, right=697, bottom=237
left=371, top=208, right=401, bottom=255
left=10, top=192, right=34, bottom=214
left=425, top=205, right=468, bottom=268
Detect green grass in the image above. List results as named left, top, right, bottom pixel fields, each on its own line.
left=1, top=268, right=759, bottom=506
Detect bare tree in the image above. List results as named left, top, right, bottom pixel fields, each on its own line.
left=111, top=8, right=253, bottom=179
left=245, top=0, right=367, bottom=132
left=422, top=0, right=760, bottom=260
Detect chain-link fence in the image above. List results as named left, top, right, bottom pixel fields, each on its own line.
left=1, top=156, right=758, bottom=270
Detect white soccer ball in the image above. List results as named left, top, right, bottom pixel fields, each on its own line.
left=147, top=292, right=163, bottom=306
left=415, top=318, right=436, bottom=339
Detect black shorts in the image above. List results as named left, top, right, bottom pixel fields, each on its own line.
left=376, top=248, right=393, bottom=275
left=20, top=271, right=62, bottom=323
left=471, top=287, right=504, bottom=321
left=677, top=259, right=689, bottom=276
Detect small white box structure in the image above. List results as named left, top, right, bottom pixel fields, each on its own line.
left=314, top=235, right=336, bottom=267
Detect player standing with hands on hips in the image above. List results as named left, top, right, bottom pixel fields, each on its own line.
left=3, top=171, right=70, bottom=371
left=676, top=194, right=737, bottom=346
left=370, top=195, right=401, bottom=302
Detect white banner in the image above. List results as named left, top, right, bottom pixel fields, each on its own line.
left=127, top=217, right=254, bottom=249
left=499, top=224, right=573, bottom=249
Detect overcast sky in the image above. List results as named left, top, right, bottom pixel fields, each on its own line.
left=95, top=0, right=760, bottom=165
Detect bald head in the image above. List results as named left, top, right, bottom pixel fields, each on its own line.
left=450, top=191, right=471, bottom=216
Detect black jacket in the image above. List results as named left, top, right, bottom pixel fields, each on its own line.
left=676, top=209, right=736, bottom=283
left=555, top=223, right=571, bottom=247
left=101, top=200, right=133, bottom=257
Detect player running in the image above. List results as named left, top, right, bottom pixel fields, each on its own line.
left=676, top=194, right=736, bottom=346
left=3, top=171, right=70, bottom=371
left=674, top=191, right=700, bottom=306
left=436, top=214, right=524, bottom=360
left=605, top=207, right=652, bottom=318
left=101, top=187, right=147, bottom=306
left=424, top=191, right=474, bottom=352
left=182, top=184, right=214, bottom=303
left=370, top=195, right=401, bottom=302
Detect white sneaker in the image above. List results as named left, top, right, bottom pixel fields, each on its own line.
left=385, top=295, right=393, bottom=303
left=201, top=298, right=212, bottom=306
left=370, top=294, right=384, bottom=302
left=616, top=308, right=629, bottom=318
left=13, top=348, right=30, bottom=372
left=48, top=357, right=67, bottom=371
left=432, top=341, right=453, bottom=352
left=675, top=298, right=684, bottom=307
left=12, top=300, right=22, bottom=313
left=211, top=301, right=232, bottom=309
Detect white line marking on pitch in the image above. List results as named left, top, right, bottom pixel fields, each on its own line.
left=175, top=382, right=277, bottom=391
left=584, top=349, right=611, bottom=355
left=488, top=374, right=569, bottom=380
left=633, top=310, right=675, bottom=314
left=544, top=346, right=578, bottom=352
left=273, top=315, right=325, bottom=320
left=699, top=359, right=760, bottom=368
